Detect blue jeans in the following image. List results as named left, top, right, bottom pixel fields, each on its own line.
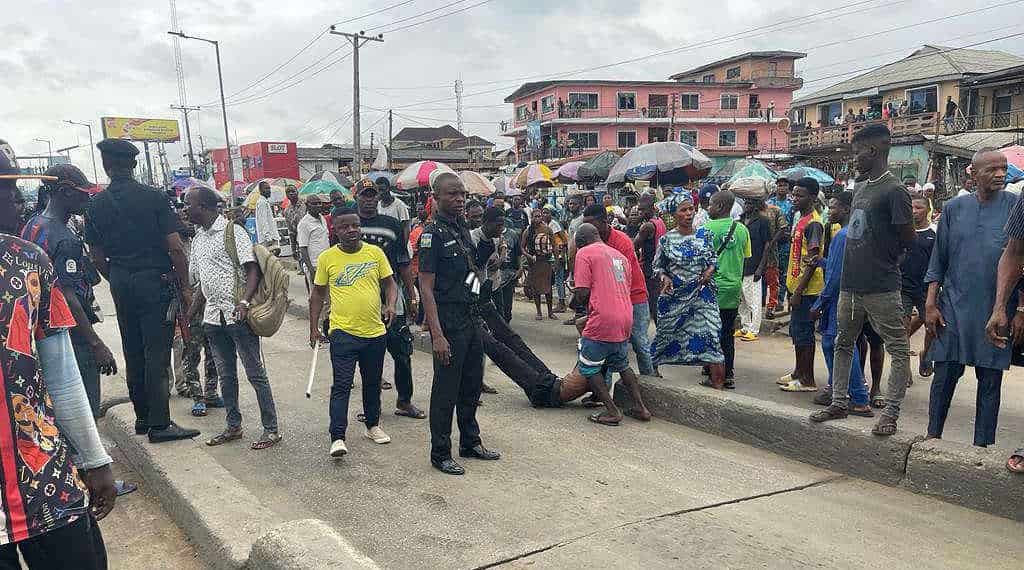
left=776, top=247, right=790, bottom=307
left=604, top=302, right=654, bottom=384
left=822, top=333, right=869, bottom=406
left=553, top=261, right=566, bottom=302
left=328, top=330, right=386, bottom=441
left=205, top=322, right=279, bottom=433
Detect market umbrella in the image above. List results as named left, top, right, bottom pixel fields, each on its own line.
left=577, top=151, right=621, bottom=184
left=606, top=142, right=712, bottom=186
left=553, top=161, right=586, bottom=183
left=512, top=163, right=553, bottom=189
left=779, top=165, right=835, bottom=187
left=365, top=171, right=395, bottom=187
left=171, top=177, right=212, bottom=197
left=395, top=160, right=454, bottom=191
left=712, top=158, right=777, bottom=182
left=459, top=171, right=496, bottom=196
left=307, top=171, right=352, bottom=188
left=298, top=179, right=347, bottom=198
left=220, top=180, right=246, bottom=198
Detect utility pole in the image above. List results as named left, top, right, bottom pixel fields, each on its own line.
left=455, top=79, right=464, bottom=134
left=329, top=27, right=383, bottom=178
left=34, top=138, right=53, bottom=165
left=387, top=109, right=393, bottom=171
left=670, top=93, right=678, bottom=142
left=370, top=132, right=375, bottom=162
left=143, top=142, right=155, bottom=186
left=171, top=104, right=201, bottom=176
left=64, top=120, right=98, bottom=182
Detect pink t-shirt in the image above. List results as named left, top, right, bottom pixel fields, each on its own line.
left=605, top=228, right=648, bottom=304
left=651, top=216, right=667, bottom=243
left=574, top=242, right=633, bottom=342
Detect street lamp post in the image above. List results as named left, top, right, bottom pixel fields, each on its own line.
left=34, top=138, right=53, bottom=165
left=65, top=120, right=98, bottom=182
left=168, top=30, right=235, bottom=202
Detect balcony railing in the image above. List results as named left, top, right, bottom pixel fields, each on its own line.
left=790, top=112, right=940, bottom=150
left=947, top=110, right=1024, bottom=132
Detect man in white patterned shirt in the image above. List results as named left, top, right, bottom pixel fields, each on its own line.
left=185, top=187, right=281, bottom=451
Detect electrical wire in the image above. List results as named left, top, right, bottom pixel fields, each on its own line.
left=332, top=0, right=418, bottom=26
left=374, top=0, right=495, bottom=35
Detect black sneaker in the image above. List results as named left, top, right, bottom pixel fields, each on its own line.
left=148, top=422, right=200, bottom=443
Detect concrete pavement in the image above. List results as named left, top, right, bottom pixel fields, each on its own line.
left=93, top=282, right=1023, bottom=568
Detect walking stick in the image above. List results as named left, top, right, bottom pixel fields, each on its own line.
left=305, top=341, right=320, bottom=398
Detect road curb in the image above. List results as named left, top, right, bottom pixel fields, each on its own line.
left=903, top=439, right=1024, bottom=521
left=101, top=405, right=379, bottom=568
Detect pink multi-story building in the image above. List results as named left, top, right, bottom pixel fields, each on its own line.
left=501, top=51, right=805, bottom=161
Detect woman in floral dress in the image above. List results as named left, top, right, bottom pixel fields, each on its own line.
left=650, top=194, right=728, bottom=389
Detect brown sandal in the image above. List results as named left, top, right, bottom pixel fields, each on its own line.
left=206, top=428, right=243, bottom=446
left=872, top=416, right=898, bottom=436
left=251, top=431, right=282, bottom=450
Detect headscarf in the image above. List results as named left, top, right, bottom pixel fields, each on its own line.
left=660, top=192, right=694, bottom=214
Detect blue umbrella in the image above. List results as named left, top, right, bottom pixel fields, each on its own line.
left=366, top=170, right=395, bottom=185
left=780, top=165, right=836, bottom=187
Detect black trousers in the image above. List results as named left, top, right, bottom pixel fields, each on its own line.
left=109, top=267, right=173, bottom=428
left=719, top=308, right=739, bottom=377
left=928, top=362, right=1003, bottom=446
left=385, top=314, right=415, bottom=406
left=0, top=515, right=106, bottom=570
left=492, top=283, right=515, bottom=323
left=329, top=330, right=386, bottom=441
left=478, top=304, right=559, bottom=405
left=646, top=275, right=660, bottom=325
left=429, top=321, right=483, bottom=463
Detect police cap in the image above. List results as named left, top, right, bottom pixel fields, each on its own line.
left=96, top=138, right=140, bottom=158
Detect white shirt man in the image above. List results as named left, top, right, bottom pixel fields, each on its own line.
left=190, top=215, right=255, bottom=326
left=296, top=212, right=330, bottom=269
left=378, top=196, right=410, bottom=222
left=255, top=194, right=281, bottom=245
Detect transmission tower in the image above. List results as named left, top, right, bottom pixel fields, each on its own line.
left=455, top=79, right=464, bottom=134
left=169, top=0, right=195, bottom=173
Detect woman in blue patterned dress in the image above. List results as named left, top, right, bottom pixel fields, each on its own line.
left=651, top=194, right=728, bottom=389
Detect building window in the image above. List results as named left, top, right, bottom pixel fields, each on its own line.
left=516, top=105, right=529, bottom=121
left=747, top=130, right=758, bottom=149
left=679, top=130, right=698, bottom=147
left=905, top=85, right=938, bottom=114
left=541, top=95, right=555, bottom=114
left=817, top=102, right=841, bottom=126
left=702, top=74, right=715, bottom=83
left=568, top=131, right=599, bottom=149
left=718, top=130, right=737, bottom=147
left=617, top=92, right=637, bottom=111
left=726, top=66, right=741, bottom=80
left=795, top=107, right=806, bottom=126
left=617, top=131, right=637, bottom=149
left=767, top=61, right=778, bottom=77
left=721, top=94, right=738, bottom=110
left=680, top=93, right=699, bottom=110
left=568, top=92, right=599, bottom=110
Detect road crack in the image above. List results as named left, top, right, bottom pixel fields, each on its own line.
left=473, top=475, right=844, bottom=569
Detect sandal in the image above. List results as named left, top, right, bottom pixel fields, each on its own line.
left=481, top=383, right=498, bottom=394
left=919, top=360, right=934, bottom=378
left=723, top=379, right=736, bottom=390
left=206, top=428, right=243, bottom=446
left=872, top=416, right=898, bottom=436
left=381, top=381, right=393, bottom=391
left=780, top=380, right=817, bottom=392
left=1007, top=450, right=1024, bottom=473
left=871, top=397, right=886, bottom=409
left=809, top=405, right=848, bottom=423
left=191, top=402, right=208, bottom=417
left=251, top=431, right=282, bottom=450
left=698, top=379, right=725, bottom=390
left=580, top=396, right=603, bottom=408
left=587, top=412, right=621, bottom=426
left=849, top=406, right=876, bottom=418
left=535, top=315, right=544, bottom=321
left=395, top=405, right=426, bottom=419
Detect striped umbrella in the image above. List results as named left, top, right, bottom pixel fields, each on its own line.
left=553, top=161, right=586, bottom=182
left=395, top=160, right=454, bottom=191
left=512, top=163, right=554, bottom=189
left=606, top=142, right=712, bottom=186
left=459, top=171, right=496, bottom=196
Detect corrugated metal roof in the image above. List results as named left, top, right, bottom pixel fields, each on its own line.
left=923, top=131, right=1020, bottom=155
left=793, top=45, right=1024, bottom=106
left=668, top=51, right=806, bottom=80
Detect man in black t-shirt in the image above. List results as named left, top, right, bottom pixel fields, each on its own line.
left=900, top=195, right=936, bottom=377
left=811, top=124, right=915, bottom=437
left=355, top=180, right=425, bottom=420
left=738, top=197, right=772, bottom=340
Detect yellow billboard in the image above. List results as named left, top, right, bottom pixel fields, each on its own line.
left=101, top=117, right=181, bottom=142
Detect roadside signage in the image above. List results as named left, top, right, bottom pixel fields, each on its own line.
left=101, top=117, right=181, bottom=142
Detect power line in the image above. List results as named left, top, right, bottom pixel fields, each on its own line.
left=332, top=0, right=418, bottom=26
left=211, top=27, right=330, bottom=104
left=206, top=50, right=353, bottom=108
left=364, top=0, right=472, bottom=31
left=375, top=0, right=496, bottom=34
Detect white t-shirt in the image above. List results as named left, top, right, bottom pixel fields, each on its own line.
left=296, top=213, right=330, bottom=268
left=378, top=198, right=410, bottom=222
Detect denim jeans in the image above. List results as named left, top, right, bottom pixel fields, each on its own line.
left=328, top=330, right=386, bottom=441
left=830, top=290, right=911, bottom=418
left=821, top=333, right=869, bottom=407
left=553, top=260, right=566, bottom=303
left=604, top=302, right=654, bottom=384
left=928, top=363, right=1003, bottom=446
left=205, top=322, right=279, bottom=433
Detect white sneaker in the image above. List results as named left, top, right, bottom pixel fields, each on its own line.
left=329, top=439, right=348, bottom=458
left=364, top=425, right=391, bottom=444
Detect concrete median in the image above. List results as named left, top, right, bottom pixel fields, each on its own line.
left=248, top=519, right=382, bottom=570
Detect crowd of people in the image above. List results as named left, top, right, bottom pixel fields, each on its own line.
left=4, top=119, right=1024, bottom=565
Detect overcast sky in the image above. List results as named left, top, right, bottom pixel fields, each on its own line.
left=4, top=0, right=1023, bottom=182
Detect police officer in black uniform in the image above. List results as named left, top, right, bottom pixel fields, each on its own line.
left=418, top=171, right=501, bottom=475
left=84, top=139, right=200, bottom=443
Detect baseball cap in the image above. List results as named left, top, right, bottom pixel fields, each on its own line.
left=356, top=178, right=377, bottom=194
left=44, top=164, right=97, bottom=194
left=0, top=139, right=57, bottom=182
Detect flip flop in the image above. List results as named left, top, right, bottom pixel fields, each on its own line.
left=580, top=395, right=603, bottom=408
left=871, top=397, right=886, bottom=409
left=849, top=406, right=876, bottom=418
left=872, top=416, right=898, bottom=436
left=191, top=402, right=208, bottom=417
left=777, top=373, right=795, bottom=386
left=919, top=361, right=934, bottom=378
left=395, top=405, right=426, bottom=419
left=1007, top=450, right=1024, bottom=473
left=114, top=480, right=138, bottom=497
left=780, top=380, right=817, bottom=392
left=587, top=412, right=621, bottom=426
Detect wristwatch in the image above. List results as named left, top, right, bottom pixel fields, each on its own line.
left=239, top=299, right=252, bottom=308
left=1016, top=305, right=1024, bottom=314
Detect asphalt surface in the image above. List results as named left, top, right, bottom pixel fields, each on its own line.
left=92, top=281, right=1023, bottom=569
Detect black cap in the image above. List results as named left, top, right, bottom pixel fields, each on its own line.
left=44, top=164, right=93, bottom=191
left=96, top=138, right=139, bottom=158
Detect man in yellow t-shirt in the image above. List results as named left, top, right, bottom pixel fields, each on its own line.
left=309, top=208, right=398, bottom=458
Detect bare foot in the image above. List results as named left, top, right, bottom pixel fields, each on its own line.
left=626, top=407, right=652, bottom=421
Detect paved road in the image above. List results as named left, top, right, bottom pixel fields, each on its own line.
left=93, top=283, right=1022, bottom=569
